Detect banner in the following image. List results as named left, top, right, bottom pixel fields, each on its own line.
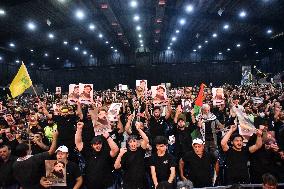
left=241, top=66, right=252, bottom=85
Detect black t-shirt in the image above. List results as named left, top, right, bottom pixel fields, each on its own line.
left=121, top=147, right=146, bottom=187
left=50, top=161, right=82, bottom=189
left=150, top=153, right=176, bottom=183
left=149, top=116, right=167, bottom=141
left=13, top=152, right=50, bottom=189
left=81, top=143, right=114, bottom=189
left=0, top=155, right=17, bottom=187
left=182, top=151, right=216, bottom=187
left=224, top=147, right=250, bottom=184
left=53, top=115, right=77, bottom=147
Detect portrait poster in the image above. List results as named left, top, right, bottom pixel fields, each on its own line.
left=79, top=84, right=94, bottom=104
left=68, top=84, right=79, bottom=104
left=241, top=66, right=252, bottom=85
left=181, top=99, right=192, bottom=112
left=136, top=80, right=147, bottom=93
left=45, top=160, right=67, bottom=187
left=108, top=103, right=122, bottom=121
left=55, top=87, right=61, bottom=95
left=151, top=85, right=167, bottom=106
left=212, top=88, right=225, bottom=106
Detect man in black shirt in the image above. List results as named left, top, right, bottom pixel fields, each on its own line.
left=179, top=138, right=219, bottom=188
left=150, top=136, right=176, bottom=189
left=221, top=125, right=263, bottom=184
left=40, top=145, right=83, bottom=189
left=114, top=122, right=149, bottom=189
left=0, top=145, right=18, bottom=189
left=75, top=121, right=119, bottom=189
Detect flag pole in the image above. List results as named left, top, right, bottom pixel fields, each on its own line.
left=21, top=61, right=38, bottom=97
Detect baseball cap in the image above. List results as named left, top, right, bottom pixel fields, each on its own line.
left=192, top=138, right=204, bottom=145
left=55, top=145, right=69, bottom=153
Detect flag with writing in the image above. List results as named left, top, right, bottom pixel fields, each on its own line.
left=9, top=63, right=32, bottom=98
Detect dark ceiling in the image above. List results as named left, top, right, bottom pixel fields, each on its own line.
left=0, top=0, right=284, bottom=68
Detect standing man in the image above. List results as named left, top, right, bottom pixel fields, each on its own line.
left=40, top=145, right=83, bottom=189
left=221, top=125, right=262, bottom=184
left=150, top=136, right=176, bottom=189
left=179, top=138, right=219, bottom=188
left=75, top=121, right=119, bottom=189
left=114, top=122, right=149, bottom=189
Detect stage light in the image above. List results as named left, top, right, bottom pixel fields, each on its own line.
left=205, top=40, right=208, bottom=43
left=83, top=51, right=87, bottom=55
left=198, top=45, right=202, bottom=49
left=30, top=62, right=34, bottom=66
left=9, top=43, right=15, bottom=47
left=193, top=49, right=196, bottom=52
left=227, top=48, right=231, bottom=51
left=0, top=56, right=2, bottom=60
left=44, top=53, right=48, bottom=57
left=239, top=10, right=247, bottom=18
left=30, top=49, right=34, bottom=52
left=185, top=4, right=194, bottom=13
left=140, top=44, right=144, bottom=47
left=256, top=51, right=259, bottom=54
left=172, top=36, right=177, bottom=41
left=63, top=41, right=68, bottom=45
left=170, top=43, right=173, bottom=46
left=130, top=1, right=138, bottom=8
left=269, top=47, right=272, bottom=50
left=90, top=54, right=93, bottom=57
left=27, top=22, right=36, bottom=31
left=167, top=46, right=171, bottom=50
left=105, top=41, right=109, bottom=44
left=0, top=9, right=5, bottom=16
left=99, top=33, right=103, bottom=38
left=15, top=60, right=20, bottom=63
left=219, top=52, right=222, bottom=55
left=176, top=30, right=180, bottom=34
left=236, top=43, right=241, bottom=47
left=136, top=26, right=141, bottom=31
left=267, top=29, right=272, bottom=34
left=89, top=23, right=95, bottom=30
left=212, top=33, right=217, bottom=38
left=114, top=49, right=118, bottom=52
left=111, top=46, right=114, bottom=49
left=74, top=46, right=79, bottom=51
left=48, top=33, right=54, bottom=39
left=179, top=18, right=186, bottom=25
left=56, top=57, right=60, bottom=60
left=139, top=40, right=143, bottom=43
left=75, top=10, right=85, bottom=20
left=133, top=15, right=140, bottom=21
left=138, top=34, right=142, bottom=38
left=223, top=24, right=229, bottom=30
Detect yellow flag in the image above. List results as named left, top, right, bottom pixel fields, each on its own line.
left=9, top=63, right=32, bottom=98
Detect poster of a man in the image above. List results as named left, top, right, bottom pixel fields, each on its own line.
left=79, top=84, right=94, bottom=104
left=68, top=84, right=79, bottom=104
left=212, top=88, right=225, bottom=106
left=55, top=87, right=61, bottom=95
left=108, top=103, right=122, bottom=121
left=136, top=80, right=147, bottom=92
left=152, top=85, right=167, bottom=105
left=45, top=160, right=67, bottom=186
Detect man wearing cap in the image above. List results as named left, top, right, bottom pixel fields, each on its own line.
left=40, top=145, right=83, bottom=189
left=179, top=138, right=219, bottom=188
left=75, top=121, right=119, bottom=189
left=150, top=136, right=176, bottom=189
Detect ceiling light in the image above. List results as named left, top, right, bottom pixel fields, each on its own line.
left=30, top=49, right=34, bottom=52
left=9, top=43, right=15, bottom=47
left=227, top=48, right=231, bottom=51
left=198, top=45, right=202, bottom=49
left=205, top=40, right=208, bottom=43
left=267, top=29, right=272, bottom=34
left=138, top=34, right=142, bottom=38
left=212, top=33, right=217, bottom=38
left=0, top=9, right=5, bottom=15
left=170, top=43, right=173, bottom=46
left=223, top=24, right=229, bottom=30
left=0, top=56, right=2, bottom=60
left=63, top=41, right=68, bottom=45
left=239, top=10, right=247, bottom=18
left=179, top=18, right=186, bottom=25
left=48, top=33, right=54, bottom=39
left=193, top=49, right=196, bottom=52
left=90, top=54, right=93, bottom=57
left=74, top=46, right=79, bottom=51
left=236, top=43, right=241, bottom=47
left=139, top=40, right=143, bottom=43
left=56, top=57, right=60, bottom=60
left=15, top=60, right=20, bottom=63
left=114, top=49, right=118, bottom=52
left=105, top=41, right=109, bottom=44
left=111, top=46, right=114, bottom=49
left=256, top=51, right=259, bottom=54
left=75, top=9, right=85, bottom=20
left=89, top=23, right=95, bottom=30
left=44, top=53, right=48, bottom=57
left=99, top=33, right=103, bottom=38
left=167, top=46, right=171, bottom=50
left=171, top=37, right=177, bottom=41
left=176, top=30, right=180, bottom=34
left=269, top=47, right=272, bottom=50
left=83, top=51, right=87, bottom=55
left=219, top=52, right=222, bottom=55
left=27, top=22, right=36, bottom=31
left=185, top=4, right=194, bottom=13
left=30, top=62, right=34, bottom=66
left=136, top=26, right=141, bottom=31
left=130, top=1, right=138, bottom=8
left=140, top=44, right=144, bottom=47
left=133, top=15, right=140, bottom=21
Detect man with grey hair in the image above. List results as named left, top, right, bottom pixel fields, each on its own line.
left=196, top=104, right=224, bottom=157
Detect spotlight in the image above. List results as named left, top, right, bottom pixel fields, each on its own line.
left=167, top=46, right=171, bottom=50
left=268, top=47, right=272, bottom=50
left=219, top=52, right=222, bottom=55
left=256, top=51, right=259, bottom=54
left=170, top=43, right=173, bottom=46
left=198, top=45, right=202, bottom=49
left=239, top=10, right=247, bottom=18
left=193, top=49, right=196, bottom=52
left=63, top=41, right=68, bottom=45
left=27, top=22, right=36, bottom=31
left=44, top=53, right=48, bottom=57
left=0, top=56, right=2, bottom=60
left=212, top=33, right=217, bottom=38
left=0, top=9, right=5, bottom=15
left=236, top=44, right=241, bottom=47
left=99, top=33, right=103, bottom=38
left=172, top=37, right=177, bottom=41
left=185, top=4, right=194, bottom=13
left=48, top=33, right=54, bottom=39
left=83, top=51, right=87, bottom=55
left=75, top=9, right=85, bottom=20
left=136, top=26, right=141, bottom=31
left=227, top=48, right=231, bottom=51
left=111, top=46, right=114, bottom=49
left=9, top=43, right=15, bottom=47
left=179, top=18, right=186, bottom=25
left=30, top=49, right=34, bottom=52
left=74, top=46, right=79, bottom=51
left=133, top=15, right=140, bottom=21
left=223, top=24, right=229, bottom=30
left=140, top=44, right=144, bottom=47
left=15, top=60, right=20, bottom=63
left=176, top=30, right=180, bottom=34
left=105, top=41, right=109, bottom=44
left=114, top=49, right=118, bottom=52
left=138, top=34, right=142, bottom=38
left=89, top=24, right=95, bottom=30
left=267, top=29, right=272, bottom=34
left=56, top=57, right=60, bottom=60
left=205, top=40, right=208, bottom=43
left=139, top=40, right=143, bottom=43
left=130, top=1, right=138, bottom=8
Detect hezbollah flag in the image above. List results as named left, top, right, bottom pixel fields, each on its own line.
left=193, top=83, right=206, bottom=116
left=9, top=63, right=32, bottom=98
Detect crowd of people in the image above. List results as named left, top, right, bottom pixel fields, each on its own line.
left=0, top=82, right=284, bottom=189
